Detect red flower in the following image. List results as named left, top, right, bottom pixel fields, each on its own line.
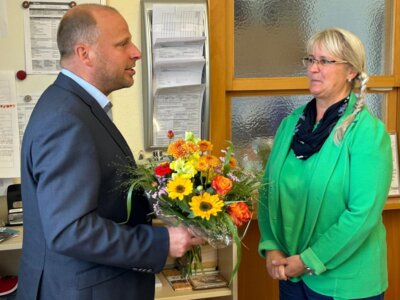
left=167, top=130, right=175, bottom=139
left=211, top=176, right=232, bottom=196
left=154, top=162, right=173, bottom=176
left=227, top=202, right=252, bottom=227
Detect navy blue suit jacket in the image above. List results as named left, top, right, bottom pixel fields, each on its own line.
left=17, top=73, right=169, bottom=300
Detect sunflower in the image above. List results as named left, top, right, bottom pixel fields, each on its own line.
left=189, top=192, right=224, bottom=220
left=166, top=175, right=193, bottom=200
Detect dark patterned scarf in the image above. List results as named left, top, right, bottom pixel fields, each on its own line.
left=291, top=96, right=349, bottom=160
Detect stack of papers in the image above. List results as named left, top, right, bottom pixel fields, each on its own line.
left=151, top=4, right=207, bottom=147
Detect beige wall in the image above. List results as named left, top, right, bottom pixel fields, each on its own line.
left=0, top=0, right=145, bottom=157
left=0, top=0, right=145, bottom=159
left=0, top=1, right=145, bottom=224
left=108, top=0, right=146, bottom=158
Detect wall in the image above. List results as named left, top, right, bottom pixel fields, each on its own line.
left=0, top=0, right=146, bottom=158
left=0, top=0, right=145, bottom=223
left=107, top=0, right=146, bottom=159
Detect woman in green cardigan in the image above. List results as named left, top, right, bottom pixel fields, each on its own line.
left=258, top=28, right=392, bottom=300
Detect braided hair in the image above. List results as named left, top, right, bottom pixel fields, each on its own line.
left=306, top=28, right=368, bottom=144
left=334, top=71, right=369, bottom=143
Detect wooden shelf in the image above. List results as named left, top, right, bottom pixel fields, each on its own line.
left=0, top=226, right=23, bottom=251
left=155, top=272, right=231, bottom=300
left=0, top=226, right=234, bottom=299
left=385, top=197, right=400, bottom=210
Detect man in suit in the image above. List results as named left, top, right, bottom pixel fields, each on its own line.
left=17, top=4, right=203, bottom=299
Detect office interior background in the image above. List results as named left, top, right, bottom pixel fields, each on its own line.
left=0, top=0, right=399, bottom=299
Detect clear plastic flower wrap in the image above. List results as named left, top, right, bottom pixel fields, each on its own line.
left=153, top=200, right=233, bottom=249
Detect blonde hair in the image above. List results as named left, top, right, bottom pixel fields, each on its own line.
left=307, top=28, right=369, bottom=144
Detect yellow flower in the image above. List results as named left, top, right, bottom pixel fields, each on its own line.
left=185, top=131, right=200, bottom=143
left=166, top=176, right=193, bottom=200
left=204, top=155, right=220, bottom=168
left=189, top=192, right=224, bottom=220
left=196, top=157, right=209, bottom=172
left=196, top=155, right=213, bottom=171
left=170, top=158, right=197, bottom=179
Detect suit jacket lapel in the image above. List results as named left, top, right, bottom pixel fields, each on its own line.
left=89, top=100, right=135, bottom=163
left=54, top=74, right=135, bottom=164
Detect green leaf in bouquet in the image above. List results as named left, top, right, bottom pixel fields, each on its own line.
left=174, top=198, right=192, bottom=215
left=222, top=143, right=234, bottom=175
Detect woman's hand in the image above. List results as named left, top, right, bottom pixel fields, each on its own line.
left=284, top=255, right=307, bottom=278
left=265, top=250, right=289, bottom=280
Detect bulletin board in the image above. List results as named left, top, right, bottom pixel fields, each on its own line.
left=140, top=0, right=210, bottom=150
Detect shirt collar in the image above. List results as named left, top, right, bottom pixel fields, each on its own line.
left=61, top=68, right=111, bottom=111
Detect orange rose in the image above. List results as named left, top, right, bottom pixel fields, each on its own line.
left=211, top=175, right=232, bottom=196
left=227, top=202, right=252, bottom=227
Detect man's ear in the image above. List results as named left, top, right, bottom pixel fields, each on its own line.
left=75, top=44, right=93, bottom=66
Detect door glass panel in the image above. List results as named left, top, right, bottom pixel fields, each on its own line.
left=234, top=0, right=393, bottom=78
left=231, top=93, right=386, bottom=171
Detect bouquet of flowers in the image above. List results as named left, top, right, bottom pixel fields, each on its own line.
left=125, top=131, right=261, bottom=280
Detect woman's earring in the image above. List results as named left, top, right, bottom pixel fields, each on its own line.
left=347, top=78, right=352, bottom=82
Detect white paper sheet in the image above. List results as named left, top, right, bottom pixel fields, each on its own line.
left=23, top=1, right=70, bottom=74
left=0, top=72, right=19, bottom=178
left=0, top=71, right=16, bottom=104
left=153, top=37, right=206, bottom=62
left=0, top=103, right=20, bottom=178
left=153, top=85, right=205, bottom=147
left=154, top=58, right=205, bottom=89
left=17, top=94, right=40, bottom=144
left=152, top=4, right=205, bottom=45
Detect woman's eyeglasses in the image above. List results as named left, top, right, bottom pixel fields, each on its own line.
left=302, top=57, right=348, bottom=68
